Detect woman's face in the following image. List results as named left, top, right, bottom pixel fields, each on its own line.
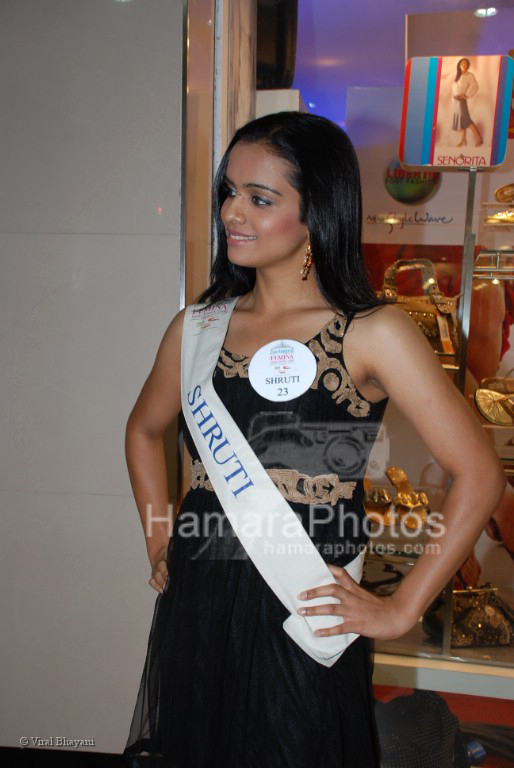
left=220, top=142, right=309, bottom=272
left=459, top=59, right=469, bottom=73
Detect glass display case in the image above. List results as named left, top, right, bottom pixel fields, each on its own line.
left=362, top=216, right=514, bottom=686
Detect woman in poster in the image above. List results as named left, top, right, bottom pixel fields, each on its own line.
left=452, top=58, right=483, bottom=147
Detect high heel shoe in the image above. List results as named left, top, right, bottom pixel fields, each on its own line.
left=385, top=467, right=429, bottom=529
left=480, top=369, right=514, bottom=394
left=363, top=477, right=396, bottom=526
left=495, top=183, right=514, bottom=204
left=474, top=389, right=514, bottom=426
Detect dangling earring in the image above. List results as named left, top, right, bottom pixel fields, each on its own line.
left=301, top=241, right=313, bottom=280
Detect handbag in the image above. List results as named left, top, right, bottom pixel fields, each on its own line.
left=379, top=259, right=459, bottom=362
left=422, top=584, right=514, bottom=647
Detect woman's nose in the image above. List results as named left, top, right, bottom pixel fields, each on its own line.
left=223, top=193, right=246, bottom=224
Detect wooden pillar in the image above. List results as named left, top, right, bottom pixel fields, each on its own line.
left=226, top=0, right=258, bottom=142
left=180, top=0, right=257, bottom=501
left=184, top=0, right=257, bottom=307
left=184, top=0, right=216, bottom=306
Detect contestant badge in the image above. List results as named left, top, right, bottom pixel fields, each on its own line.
left=248, top=339, right=317, bottom=402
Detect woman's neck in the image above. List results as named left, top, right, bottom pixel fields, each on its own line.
left=237, top=266, right=330, bottom=318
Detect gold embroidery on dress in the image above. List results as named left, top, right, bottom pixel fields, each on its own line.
left=319, top=316, right=346, bottom=353
left=191, top=458, right=214, bottom=491
left=308, top=317, right=370, bottom=418
left=190, top=459, right=356, bottom=505
left=217, top=348, right=250, bottom=378
left=215, top=317, right=371, bottom=418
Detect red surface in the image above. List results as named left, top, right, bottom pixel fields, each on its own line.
left=363, top=242, right=464, bottom=296
left=399, top=59, right=411, bottom=164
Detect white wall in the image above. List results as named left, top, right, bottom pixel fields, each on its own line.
left=0, top=0, right=183, bottom=753
left=255, top=89, right=306, bottom=117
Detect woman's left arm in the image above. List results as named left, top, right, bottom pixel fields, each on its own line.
left=298, top=306, right=506, bottom=640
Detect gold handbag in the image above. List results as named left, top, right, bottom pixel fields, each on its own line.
left=379, top=259, right=459, bottom=363
left=422, top=585, right=514, bottom=647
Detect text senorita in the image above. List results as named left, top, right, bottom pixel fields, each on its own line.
left=187, top=385, right=254, bottom=498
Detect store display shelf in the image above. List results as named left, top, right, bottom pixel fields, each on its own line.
left=480, top=204, right=514, bottom=231
left=473, top=249, right=514, bottom=278
left=374, top=652, right=514, bottom=700
left=374, top=623, right=514, bottom=699
left=366, top=248, right=514, bottom=684
left=375, top=621, right=514, bottom=669
left=369, top=595, right=514, bottom=699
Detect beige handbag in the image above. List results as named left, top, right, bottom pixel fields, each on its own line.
left=379, top=259, right=459, bottom=362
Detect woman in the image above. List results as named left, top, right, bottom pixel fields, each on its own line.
left=452, top=57, right=483, bottom=147
left=123, top=112, right=504, bottom=767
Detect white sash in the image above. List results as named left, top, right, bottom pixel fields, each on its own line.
left=180, top=298, right=366, bottom=667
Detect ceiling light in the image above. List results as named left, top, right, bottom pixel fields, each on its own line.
left=308, top=102, right=316, bottom=108
left=474, top=7, right=498, bottom=17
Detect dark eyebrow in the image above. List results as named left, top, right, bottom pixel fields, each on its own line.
left=224, top=175, right=283, bottom=197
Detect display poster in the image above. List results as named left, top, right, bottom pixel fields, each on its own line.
left=400, top=55, right=513, bottom=168
left=347, top=86, right=475, bottom=245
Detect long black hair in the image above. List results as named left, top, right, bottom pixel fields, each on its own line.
left=455, top=58, right=470, bottom=82
left=198, top=111, right=382, bottom=315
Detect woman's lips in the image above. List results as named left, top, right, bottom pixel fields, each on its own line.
left=226, top=230, right=257, bottom=246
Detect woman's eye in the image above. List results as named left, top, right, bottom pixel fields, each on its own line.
left=252, top=195, right=271, bottom=206
left=223, top=186, right=236, bottom=198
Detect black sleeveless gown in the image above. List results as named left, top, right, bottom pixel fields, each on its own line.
left=123, top=314, right=388, bottom=768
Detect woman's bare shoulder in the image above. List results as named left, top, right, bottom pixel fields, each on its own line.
left=159, top=298, right=231, bottom=356
left=348, top=303, right=440, bottom=377
left=158, top=306, right=187, bottom=348
left=351, top=304, right=415, bottom=340
left=169, top=306, right=187, bottom=331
